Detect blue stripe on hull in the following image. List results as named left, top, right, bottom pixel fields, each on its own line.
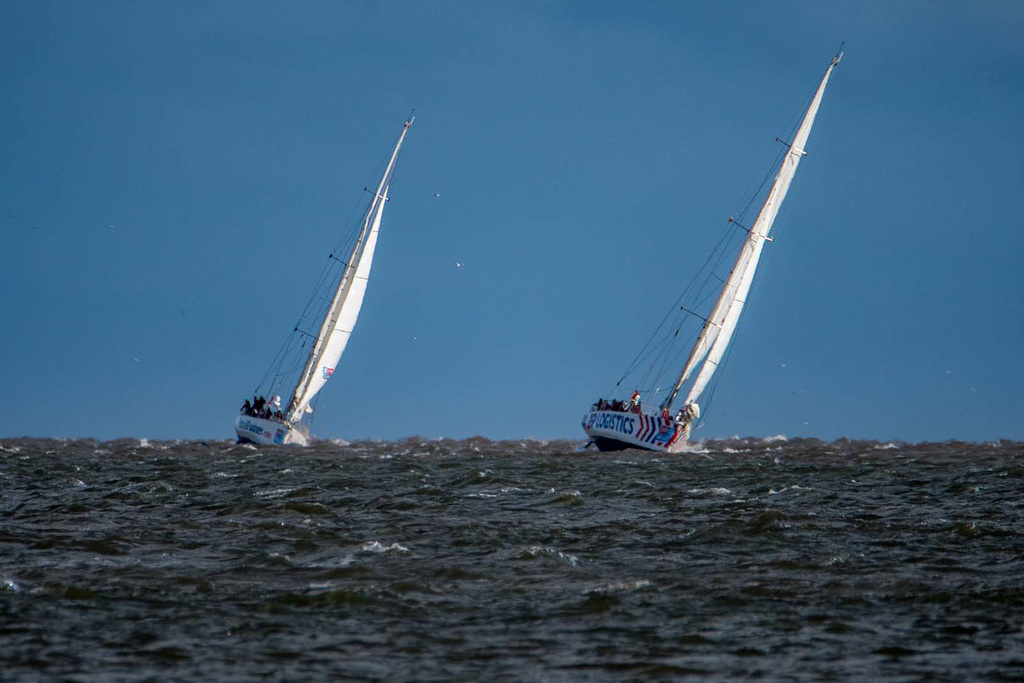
left=591, top=435, right=661, bottom=453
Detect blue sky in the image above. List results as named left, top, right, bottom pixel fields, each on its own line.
left=2, top=1, right=1022, bottom=442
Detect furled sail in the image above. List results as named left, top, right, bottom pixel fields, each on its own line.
left=285, top=118, right=413, bottom=423
left=664, top=54, right=841, bottom=415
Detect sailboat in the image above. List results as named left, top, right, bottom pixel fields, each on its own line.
left=583, top=52, right=841, bottom=452
left=234, top=117, right=413, bottom=446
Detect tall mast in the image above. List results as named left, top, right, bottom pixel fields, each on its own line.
left=285, top=117, right=413, bottom=423
left=663, top=53, right=841, bottom=416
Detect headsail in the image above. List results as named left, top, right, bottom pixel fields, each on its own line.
left=285, top=118, right=413, bottom=423
left=663, top=53, right=841, bottom=417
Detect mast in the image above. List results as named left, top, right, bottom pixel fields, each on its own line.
left=662, top=53, right=841, bottom=417
left=285, top=117, right=413, bottom=424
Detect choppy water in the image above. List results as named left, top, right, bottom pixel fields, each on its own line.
left=2, top=436, right=1023, bottom=680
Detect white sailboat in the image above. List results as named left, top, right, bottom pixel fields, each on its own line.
left=235, top=117, right=413, bottom=446
left=583, top=53, right=841, bottom=452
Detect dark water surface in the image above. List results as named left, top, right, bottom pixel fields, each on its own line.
left=2, top=437, right=1023, bottom=680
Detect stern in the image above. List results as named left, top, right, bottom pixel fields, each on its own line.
left=234, top=415, right=308, bottom=446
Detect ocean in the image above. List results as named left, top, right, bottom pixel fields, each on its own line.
left=2, top=436, right=1022, bottom=680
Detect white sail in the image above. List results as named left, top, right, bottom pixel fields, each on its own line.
left=666, top=54, right=841, bottom=414
left=285, top=119, right=412, bottom=423
left=683, top=56, right=839, bottom=407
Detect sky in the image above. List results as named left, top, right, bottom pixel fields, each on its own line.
left=2, top=1, right=1022, bottom=443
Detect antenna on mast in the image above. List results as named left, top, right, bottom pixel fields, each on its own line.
left=832, top=42, right=845, bottom=65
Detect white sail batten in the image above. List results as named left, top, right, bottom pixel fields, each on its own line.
left=286, top=119, right=412, bottom=423
left=681, top=57, right=839, bottom=408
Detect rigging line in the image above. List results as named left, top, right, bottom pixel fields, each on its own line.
left=722, top=85, right=815, bottom=237
left=649, top=231, right=739, bottom=375
left=679, top=304, right=712, bottom=324
left=659, top=329, right=699, bottom=381
left=323, top=161, right=388, bottom=274
left=642, top=224, right=743, bottom=404
left=328, top=190, right=375, bottom=261
left=614, top=220, right=738, bottom=385
left=260, top=313, right=321, bottom=394
left=634, top=332, right=679, bottom=391
left=666, top=321, right=703, bottom=363
left=256, top=331, right=300, bottom=393
left=383, top=137, right=409, bottom=189
left=707, top=223, right=749, bottom=295
left=353, top=138, right=403, bottom=217
left=614, top=119, right=789, bottom=391
left=309, top=150, right=400, bottom=332
left=283, top=260, right=342, bottom=342
left=617, top=257, right=706, bottom=379
left=642, top=326, right=700, bottom=396
left=292, top=178, right=375, bottom=334
left=626, top=286, right=710, bottom=396
left=645, top=324, right=696, bottom=391
left=627, top=311, right=698, bottom=387
left=732, top=147, right=786, bottom=226
left=698, top=218, right=778, bottom=428
left=697, top=310, right=742, bottom=430
left=618, top=288, right=723, bottom=394
left=625, top=321, right=682, bottom=377
left=254, top=269, right=340, bottom=394
left=295, top=257, right=349, bottom=330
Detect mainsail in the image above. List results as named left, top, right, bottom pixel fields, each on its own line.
left=285, top=118, right=413, bottom=423
left=663, top=53, right=841, bottom=419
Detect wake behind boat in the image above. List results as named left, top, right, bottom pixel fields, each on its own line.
left=234, top=117, right=413, bottom=445
left=583, top=52, right=842, bottom=452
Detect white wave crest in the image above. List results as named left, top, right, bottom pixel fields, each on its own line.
left=520, top=546, right=579, bottom=566
left=588, top=579, right=653, bottom=594
left=255, top=487, right=297, bottom=499
left=361, top=541, right=410, bottom=554
left=687, top=487, right=732, bottom=496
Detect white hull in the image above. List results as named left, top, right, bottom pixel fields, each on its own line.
left=582, top=409, right=687, bottom=453
left=234, top=415, right=308, bottom=446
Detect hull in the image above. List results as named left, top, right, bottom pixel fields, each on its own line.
left=234, top=415, right=308, bottom=446
left=582, top=409, right=687, bottom=453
